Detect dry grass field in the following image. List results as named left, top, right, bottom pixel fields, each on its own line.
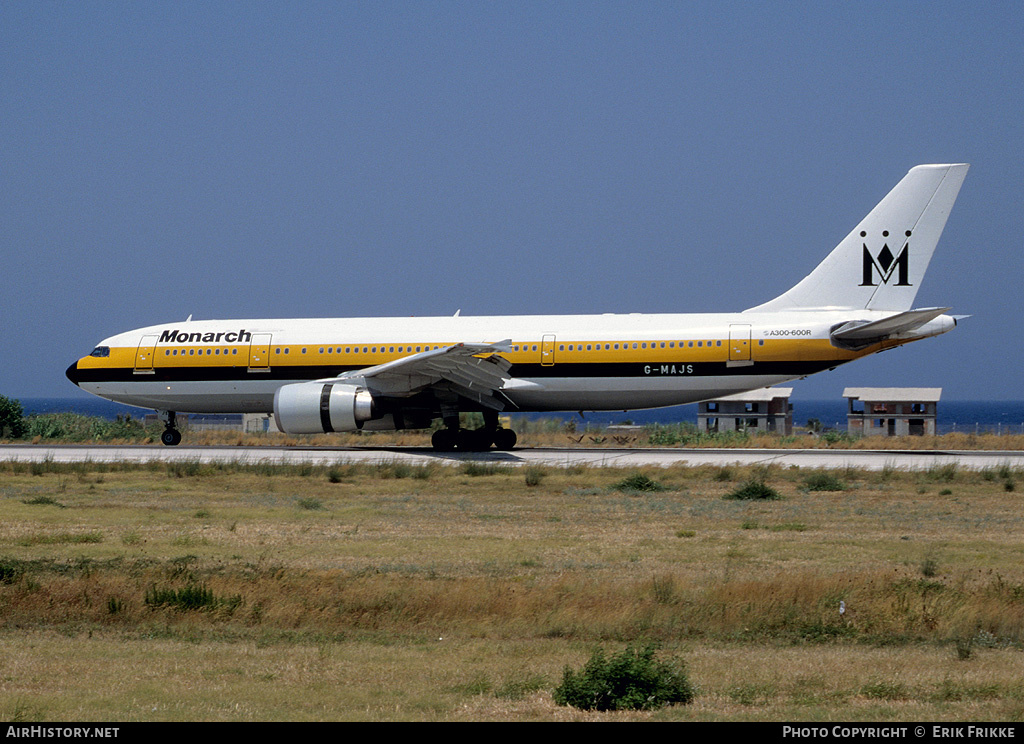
left=0, top=457, right=1022, bottom=721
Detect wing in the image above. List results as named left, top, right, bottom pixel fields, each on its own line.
left=332, top=340, right=514, bottom=410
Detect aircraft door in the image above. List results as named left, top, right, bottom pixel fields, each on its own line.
left=134, top=335, right=158, bottom=373
left=541, top=334, right=556, bottom=366
left=728, top=324, right=752, bottom=364
left=248, top=334, right=272, bottom=371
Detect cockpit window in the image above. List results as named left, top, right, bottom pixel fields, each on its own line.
left=89, top=346, right=110, bottom=358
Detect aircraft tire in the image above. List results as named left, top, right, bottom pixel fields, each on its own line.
left=493, top=428, right=517, bottom=451
left=161, top=429, right=182, bottom=446
left=431, top=429, right=457, bottom=451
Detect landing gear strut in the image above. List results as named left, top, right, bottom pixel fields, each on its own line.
left=158, top=411, right=182, bottom=446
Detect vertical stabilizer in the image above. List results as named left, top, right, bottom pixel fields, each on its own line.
left=745, top=164, right=968, bottom=312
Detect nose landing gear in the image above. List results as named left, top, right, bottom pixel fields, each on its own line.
left=158, top=411, right=182, bottom=446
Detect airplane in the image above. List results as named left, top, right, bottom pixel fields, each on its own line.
left=66, top=163, right=969, bottom=450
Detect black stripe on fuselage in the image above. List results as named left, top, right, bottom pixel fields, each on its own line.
left=69, top=359, right=845, bottom=384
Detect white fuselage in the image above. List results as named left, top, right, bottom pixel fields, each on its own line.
left=67, top=309, right=953, bottom=415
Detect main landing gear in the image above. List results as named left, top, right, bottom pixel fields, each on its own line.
left=430, top=410, right=517, bottom=452
left=158, top=411, right=182, bottom=446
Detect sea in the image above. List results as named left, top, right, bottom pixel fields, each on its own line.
left=19, top=397, right=1024, bottom=436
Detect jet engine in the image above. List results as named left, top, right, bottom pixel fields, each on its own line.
left=273, top=381, right=375, bottom=434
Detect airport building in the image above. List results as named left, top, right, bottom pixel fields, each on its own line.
left=697, top=387, right=793, bottom=435
left=843, top=387, right=941, bottom=437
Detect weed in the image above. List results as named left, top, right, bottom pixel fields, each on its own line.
left=461, top=462, right=512, bottom=477
left=724, top=480, right=781, bottom=500
left=802, top=472, right=848, bottom=492
left=296, top=497, right=324, bottom=511
left=613, top=473, right=667, bottom=493
left=650, top=574, right=679, bottom=605
left=144, top=584, right=241, bottom=613
left=495, top=674, right=548, bottom=700
left=728, top=683, right=774, bottom=706
left=524, top=466, right=546, bottom=487
left=926, top=463, right=958, bottom=483
left=0, top=558, right=25, bottom=585
left=22, top=495, right=65, bottom=508
left=17, top=532, right=102, bottom=546
left=860, top=680, right=909, bottom=701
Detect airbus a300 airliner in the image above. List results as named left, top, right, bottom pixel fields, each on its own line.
left=67, top=164, right=969, bottom=450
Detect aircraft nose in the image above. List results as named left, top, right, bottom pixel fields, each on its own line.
left=66, top=361, right=81, bottom=386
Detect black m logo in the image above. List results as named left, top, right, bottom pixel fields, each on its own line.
left=860, top=240, right=911, bottom=287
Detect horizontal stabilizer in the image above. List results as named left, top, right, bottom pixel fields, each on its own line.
left=830, top=307, right=951, bottom=345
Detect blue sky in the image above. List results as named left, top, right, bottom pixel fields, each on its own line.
left=3, top=1, right=1022, bottom=401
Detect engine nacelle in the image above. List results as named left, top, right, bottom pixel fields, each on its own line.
left=273, top=381, right=375, bottom=434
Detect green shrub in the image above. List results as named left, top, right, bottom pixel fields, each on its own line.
left=553, top=643, right=694, bottom=711
left=724, top=480, right=782, bottom=500
left=0, top=395, right=26, bottom=438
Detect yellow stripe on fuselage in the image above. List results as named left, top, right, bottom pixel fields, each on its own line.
left=75, top=335, right=899, bottom=373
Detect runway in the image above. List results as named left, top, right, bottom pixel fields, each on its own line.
left=2, top=444, right=1024, bottom=471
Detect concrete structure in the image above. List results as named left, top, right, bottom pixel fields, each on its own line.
left=844, top=387, right=941, bottom=436
left=697, top=387, right=793, bottom=435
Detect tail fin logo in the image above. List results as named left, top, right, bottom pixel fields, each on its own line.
left=860, top=230, right=912, bottom=287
